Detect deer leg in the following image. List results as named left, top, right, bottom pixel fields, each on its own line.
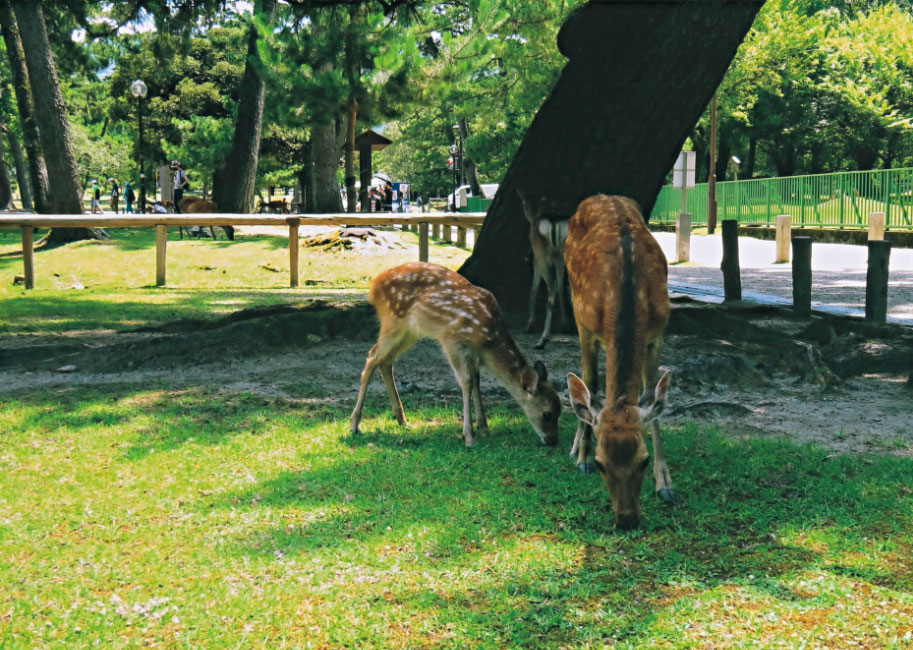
left=525, top=268, right=543, bottom=333
left=350, top=343, right=380, bottom=435
left=649, top=420, right=675, bottom=503
left=379, top=362, right=407, bottom=426
left=642, top=337, right=674, bottom=503
left=443, top=345, right=477, bottom=447
left=350, top=331, right=414, bottom=435
left=573, top=328, right=599, bottom=474
left=555, top=258, right=570, bottom=329
left=471, top=367, right=489, bottom=434
left=534, top=270, right=556, bottom=350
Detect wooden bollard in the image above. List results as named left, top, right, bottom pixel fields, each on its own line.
left=418, top=222, right=429, bottom=262
left=791, top=236, right=812, bottom=317
left=288, top=218, right=300, bottom=288
left=21, top=225, right=34, bottom=290
left=720, top=219, right=741, bottom=302
left=155, top=224, right=167, bottom=286
left=865, top=240, right=891, bottom=324
left=868, top=212, right=885, bottom=241
left=675, top=212, right=691, bottom=263
left=456, top=226, right=467, bottom=247
left=775, top=214, right=791, bottom=263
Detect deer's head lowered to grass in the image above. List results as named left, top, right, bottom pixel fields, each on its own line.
left=563, top=194, right=673, bottom=530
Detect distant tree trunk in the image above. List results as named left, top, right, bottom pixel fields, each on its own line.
left=212, top=0, right=277, bottom=213
left=7, top=131, right=32, bottom=209
left=459, top=0, right=764, bottom=316
left=0, top=0, right=48, bottom=212
left=342, top=6, right=360, bottom=213
left=310, top=120, right=343, bottom=212
left=343, top=98, right=358, bottom=213
left=459, top=118, right=482, bottom=197
left=745, top=132, right=757, bottom=179
left=13, top=1, right=104, bottom=243
left=298, top=141, right=314, bottom=212
left=0, top=135, right=11, bottom=209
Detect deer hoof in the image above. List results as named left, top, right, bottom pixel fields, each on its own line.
left=577, top=462, right=594, bottom=475
left=657, top=488, right=676, bottom=504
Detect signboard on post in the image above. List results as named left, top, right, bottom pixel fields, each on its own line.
left=672, top=150, right=696, bottom=189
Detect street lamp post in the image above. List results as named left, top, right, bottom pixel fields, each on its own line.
left=451, top=123, right=465, bottom=211
left=130, top=79, right=148, bottom=213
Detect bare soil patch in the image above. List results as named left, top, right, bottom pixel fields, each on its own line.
left=1, top=299, right=910, bottom=456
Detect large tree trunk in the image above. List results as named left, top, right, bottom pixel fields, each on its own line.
left=0, top=0, right=49, bottom=213
left=12, top=1, right=102, bottom=244
left=7, top=131, right=32, bottom=210
left=459, top=0, right=764, bottom=316
left=310, top=120, right=343, bottom=213
left=212, top=0, right=277, bottom=213
left=0, top=134, right=12, bottom=209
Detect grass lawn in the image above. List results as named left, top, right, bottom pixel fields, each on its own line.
left=0, top=226, right=470, bottom=335
left=2, top=387, right=913, bottom=648
left=2, top=227, right=913, bottom=648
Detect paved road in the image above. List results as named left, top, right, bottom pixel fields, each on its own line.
left=653, top=232, right=913, bottom=325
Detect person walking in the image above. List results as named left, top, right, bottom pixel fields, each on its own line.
left=108, top=178, right=120, bottom=214
left=124, top=181, right=136, bottom=213
left=90, top=180, right=102, bottom=214
left=171, top=160, right=189, bottom=213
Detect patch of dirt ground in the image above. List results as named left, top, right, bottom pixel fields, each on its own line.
left=1, top=299, right=911, bottom=456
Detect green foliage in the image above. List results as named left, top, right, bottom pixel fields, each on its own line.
left=376, top=1, right=584, bottom=197
left=166, top=115, right=234, bottom=193
left=700, top=0, right=913, bottom=178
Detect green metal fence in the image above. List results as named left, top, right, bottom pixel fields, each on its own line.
left=650, top=167, right=913, bottom=230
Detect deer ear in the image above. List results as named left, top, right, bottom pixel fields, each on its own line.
left=521, top=365, right=539, bottom=394
left=533, top=360, right=548, bottom=382
left=638, top=371, right=672, bottom=422
left=567, top=373, right=598, bottom=427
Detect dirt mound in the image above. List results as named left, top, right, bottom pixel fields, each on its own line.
left=0, top=301, right=377, bottom=374
left=302, top=228, right=405, bottom=254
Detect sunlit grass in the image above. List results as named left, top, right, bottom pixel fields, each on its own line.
left=1, top=385, right=912, bottom=648
left=0, top=227, right=471, bottom=334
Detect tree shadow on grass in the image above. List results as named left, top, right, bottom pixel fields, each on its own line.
left=206, top=422, right=913, bottom=644
left=218, top=419, right=913, bottom=583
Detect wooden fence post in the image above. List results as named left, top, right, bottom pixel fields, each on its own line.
left=431, top=223, right=440, bottom=239
left=155, top=224, right=167, bottom=286
left=442, top=224, right=452, bottom=243
left=720, top=219, right=741, bottom=301
left=418, top=222, right=429, bottom=262
left=288, top=217, right=300, bottom=288
left=791, top=236, right=812, bottom=317
left=21, top=225, right=34, bottom=290
left=865, top=240, right=891, bottom=324
left=675, top=212, right=691, bottom=263
left=868, top=212, right=885, bottom=241
left=775, top=214, right=791, bottom=263
left=456, top=226, right=467, bottom=247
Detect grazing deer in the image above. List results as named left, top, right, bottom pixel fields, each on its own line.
left=564, top=194, right=672, bottom=530
left=177, top=197, right=234, bottom=240
left=518, top=190, right=570, bottom=350
left=350, top=262, right=561, bottom=448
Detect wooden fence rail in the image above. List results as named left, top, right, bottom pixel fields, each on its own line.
left=0, top=213, right=486, bottom=290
